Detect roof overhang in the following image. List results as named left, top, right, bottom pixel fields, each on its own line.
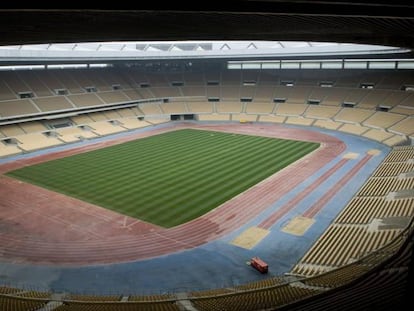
left=0, top=41, right=409, bottom=63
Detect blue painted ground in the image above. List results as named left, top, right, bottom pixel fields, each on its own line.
left=0, top=122, right=390, bottom=295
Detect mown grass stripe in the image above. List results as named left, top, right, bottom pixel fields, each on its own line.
left=6, top=129, right=319, bottom=228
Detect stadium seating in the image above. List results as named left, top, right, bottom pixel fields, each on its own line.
left=0, top=67, right=398, bottom=151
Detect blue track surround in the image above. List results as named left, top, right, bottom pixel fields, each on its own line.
left=0, top=121, right=390, bottom=295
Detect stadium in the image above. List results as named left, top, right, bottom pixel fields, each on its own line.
left=0, top=5, right=413, bottom=311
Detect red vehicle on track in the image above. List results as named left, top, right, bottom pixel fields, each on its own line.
left=250, top=257, right=268, bottom=274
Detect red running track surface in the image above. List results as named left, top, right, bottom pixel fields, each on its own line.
left=0, top=123, right=345, bottom=265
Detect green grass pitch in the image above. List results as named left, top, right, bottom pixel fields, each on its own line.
left=6, top=129, right=319, bottom=228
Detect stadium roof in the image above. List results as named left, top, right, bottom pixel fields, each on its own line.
left=0, top=41, right=409, bottom=62
left=0, top=4, right=414, bottom=53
